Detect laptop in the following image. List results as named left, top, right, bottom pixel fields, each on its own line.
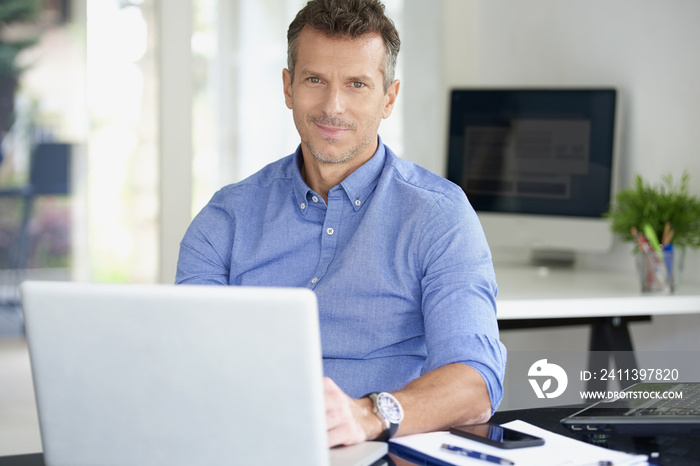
left=561, top=382, right=700, bottom=436
left=21, top=281, right=387, bottom=466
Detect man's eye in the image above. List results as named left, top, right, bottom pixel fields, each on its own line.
left=352, top=82, right=365, bottom=88
left=309, top=77, right=321, bottom=84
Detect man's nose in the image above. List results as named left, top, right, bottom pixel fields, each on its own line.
left=320, top=84, right=345, bottom=117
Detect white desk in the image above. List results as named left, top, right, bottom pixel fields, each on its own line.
left=492, top=263, right=700, bottom=390
left=495, top=264, right=700, bottom=319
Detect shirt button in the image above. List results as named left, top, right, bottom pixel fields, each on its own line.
left=312, top=196, right=319, bottom=203
left=300, top=203, right=306, bottom=210
left=326, top=228, right=334, bottom=235
left=311, top=277, right=318, bottom=284
left=355, top=199, right=361, bottom=207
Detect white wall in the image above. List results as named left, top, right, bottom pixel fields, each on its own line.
left=416, top=0, right=700, bottom=407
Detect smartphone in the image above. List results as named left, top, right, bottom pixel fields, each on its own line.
left=449, top=423, right=545, bottom=449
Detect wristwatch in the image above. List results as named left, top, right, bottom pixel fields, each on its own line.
left=368, top=392, right=404, bottom=441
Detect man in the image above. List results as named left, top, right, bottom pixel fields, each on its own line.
left=176, top=0, right=506, bottom=448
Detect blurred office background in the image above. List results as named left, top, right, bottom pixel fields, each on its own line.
left=0, top=0, right=698, bottom=354
left=1, top=0, right=699, bottom=302
left=1, top=0, right=697, bottom=291
left=0, top=0, right=700, bottom=341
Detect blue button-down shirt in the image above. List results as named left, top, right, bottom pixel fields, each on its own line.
left=176, top=139, right=506, bottom=409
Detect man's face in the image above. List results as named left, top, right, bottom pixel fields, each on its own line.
left=283, top=27, right=399, bottom=166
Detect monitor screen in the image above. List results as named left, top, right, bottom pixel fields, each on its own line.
left=447, top=89, right=616, bottom=218
left=446, top=88, right=618, bottom=261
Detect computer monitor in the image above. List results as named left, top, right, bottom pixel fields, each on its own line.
left=446, top=88, right=619, bottom=265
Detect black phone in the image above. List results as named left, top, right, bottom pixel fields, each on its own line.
left=449, top=423, right=545, bottom=449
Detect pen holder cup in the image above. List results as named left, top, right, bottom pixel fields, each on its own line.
left=635, top=247, right=685, bottom=294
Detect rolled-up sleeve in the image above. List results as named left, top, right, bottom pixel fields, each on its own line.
left=418, top=191, right=506, bottom=412
left=176, top=189, right=235, bottom=286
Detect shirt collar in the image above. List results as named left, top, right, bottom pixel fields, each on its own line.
left=339, top=136, right=386, bottom=212
left=291, top=136, right=387, bottom=214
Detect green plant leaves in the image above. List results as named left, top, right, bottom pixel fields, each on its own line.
left=606, top=171, right=700, bottom=250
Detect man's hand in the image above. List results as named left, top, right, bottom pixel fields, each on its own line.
left=324, top=377, right=383, bottom=447
left=324, top=364, right=492, bottom=447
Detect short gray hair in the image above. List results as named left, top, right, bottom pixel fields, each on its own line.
left=286, top=0, right=400, bottom=92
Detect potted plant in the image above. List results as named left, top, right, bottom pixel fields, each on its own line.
left=606, top=171, right=700, bottom=291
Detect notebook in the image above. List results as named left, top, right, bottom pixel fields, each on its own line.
left=561, top=382, right=700, bottom=436
left=21, top=281, right=387, bottom=466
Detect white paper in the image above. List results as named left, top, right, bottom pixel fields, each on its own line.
left=390, top=420, right=648, bottom=466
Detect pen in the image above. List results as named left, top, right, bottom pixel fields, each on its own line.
left=642, top=223, right=662, bottom=256
left=441, top=443, right=514, bottom=465
left=630, top=227, right=668, bottom=288
left=661, top=221, right=674, bottom=246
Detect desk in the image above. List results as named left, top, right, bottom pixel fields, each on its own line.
left=494, top=264, right=700, bottom=390
left=4, top=406, right=699, bottom=466
left=490, top=406, right=700, bottom=465
left=386, top=405, right=700, bottom=465
left=495, top=264, right=700, bottom=319
left=0, top=455, right=41, bottom=466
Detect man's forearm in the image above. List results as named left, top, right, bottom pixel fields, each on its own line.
left=325, top=363, right=493, bottom=447
left=391, top=362, right=492, bottom=437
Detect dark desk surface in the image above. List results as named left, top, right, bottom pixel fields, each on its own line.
left=490, top=405, right=700, bottom=466
left=388, top=405, right=699, bottom=466
left=0, top=454, right=41, bottom=466
left=3, top=406, right=699, bottom=465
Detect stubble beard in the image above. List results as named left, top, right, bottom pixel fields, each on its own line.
left=302, top=114, right=376, bottom=165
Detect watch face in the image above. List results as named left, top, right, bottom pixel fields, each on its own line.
left=377, top=392, right=404, bottom=424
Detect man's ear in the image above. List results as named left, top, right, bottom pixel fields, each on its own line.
left=382, top=79, right=400, bottom=119
left=283, top=68, right=293, bottom=109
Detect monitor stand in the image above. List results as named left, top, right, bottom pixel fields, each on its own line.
left=530, top=249, right=576, bottom=268
left=491, top=247, right=577, bottom=269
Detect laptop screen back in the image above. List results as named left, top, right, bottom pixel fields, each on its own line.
left=22, top=281, right=329, bottom=466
